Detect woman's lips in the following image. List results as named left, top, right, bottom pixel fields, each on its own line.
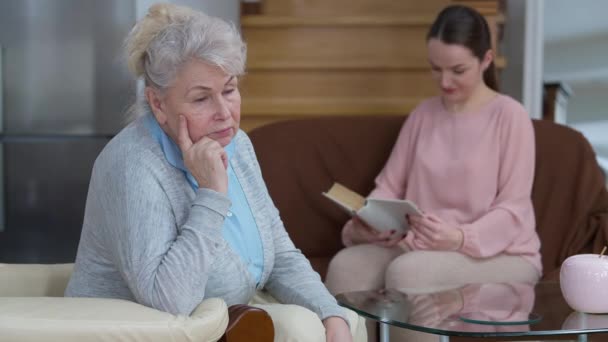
left=442, top=88, right=456, bottom=94
left=212, top=127, right=233, bottom=137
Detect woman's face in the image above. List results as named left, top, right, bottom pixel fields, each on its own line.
left=427, top=38, right=491, bottom=105
left=147, top=59, right=241, bottom=147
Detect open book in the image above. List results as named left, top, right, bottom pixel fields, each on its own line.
left=323, top=182, right=422, bottom=234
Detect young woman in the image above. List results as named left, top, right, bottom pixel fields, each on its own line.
left=326, top=3, right=541, bottom=299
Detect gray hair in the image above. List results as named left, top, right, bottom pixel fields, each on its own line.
left=125, top=3, right=246, bottom=118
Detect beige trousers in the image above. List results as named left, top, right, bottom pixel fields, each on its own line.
left=324, top=244, right=540, bottom=342
left=250, top=291, right=367, bottom=342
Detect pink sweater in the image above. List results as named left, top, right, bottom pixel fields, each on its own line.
left=369, top=95, right=542, bottom=273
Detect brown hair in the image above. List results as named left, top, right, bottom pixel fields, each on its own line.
left=427, top=5, right=498, bottom=91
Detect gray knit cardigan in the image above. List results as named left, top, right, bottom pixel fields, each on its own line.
left=65, top=116, right=347, bottom=322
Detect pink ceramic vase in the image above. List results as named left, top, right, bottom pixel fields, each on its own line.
left=560, top=254, right=608, bottom=313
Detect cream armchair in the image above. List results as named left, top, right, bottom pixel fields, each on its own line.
left=0, top=263, right=273, bottom=342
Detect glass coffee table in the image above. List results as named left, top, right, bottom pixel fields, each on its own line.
left=336, top=282, right=608, bottom=342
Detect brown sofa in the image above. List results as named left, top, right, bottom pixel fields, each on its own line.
left=249, top=115, right=608, bottom=341
left=249, top=115, right=608, bottom=282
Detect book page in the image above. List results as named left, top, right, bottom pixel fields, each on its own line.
left=322, top=183, right=366, bottom=213
left=357, top=198, right=422, bottom=234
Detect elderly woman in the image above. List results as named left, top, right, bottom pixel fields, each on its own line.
left=65, top=4, right=363, bottom=341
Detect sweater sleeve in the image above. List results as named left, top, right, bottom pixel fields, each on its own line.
left=265, top=209, right=350, bottom=323
left=459, top=106, right=536, bottom=258
left=239, top=134, right=350, bottom=324
left=96, top=150, right=230, bottom=315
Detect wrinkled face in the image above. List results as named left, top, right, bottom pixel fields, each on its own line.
left=427, top=38, right=491, bottom=105
left=147, top=59, right=241, bottom=147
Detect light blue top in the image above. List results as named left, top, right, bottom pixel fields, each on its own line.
left=144, top=115, right=264, bottom=283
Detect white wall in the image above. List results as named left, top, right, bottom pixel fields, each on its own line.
left=501, top=0, right=544, bottom=119
left=500, top=0, right=525, bottom=102
left=564, top=82, right=608, bottom=173
left=543, top=0, right=608, bottom=126
left=545, top=36, right=608, bottom=83
left=543, top=0, right=608, bottom=176
left=565, top=83, right=608, bottom=124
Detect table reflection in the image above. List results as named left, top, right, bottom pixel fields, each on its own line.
left=339, top=281, right=538, bottom=333
left=563, top=311, right=608, bottom=330
left=436, top=282, right=537, bottom=332
left=337, top=281, right=608, bottom=340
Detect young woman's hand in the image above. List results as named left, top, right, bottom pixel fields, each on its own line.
left=408, top=214, right=463, bottom=251
left=177, top=115, right=228, bottom=194
left=342, top=216, right=405, bottom=247
left=323, top=316, right=352, bottom=342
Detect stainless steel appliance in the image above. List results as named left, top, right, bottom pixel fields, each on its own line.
left=0, top=0, right=135, bottom=262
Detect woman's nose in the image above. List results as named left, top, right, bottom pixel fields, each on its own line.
left=214, top=98, right=231, bottom=120
left=440, top=74, right=452, bottom=88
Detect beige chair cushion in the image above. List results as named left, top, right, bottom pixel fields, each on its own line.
left=0, top=263, right=73, bottom=297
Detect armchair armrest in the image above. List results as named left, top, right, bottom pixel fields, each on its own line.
left=0, top=297, right=228, bottom=342
left=221, top=304, right=274, bottom=342
left=0, top=263, right=274, bottom=341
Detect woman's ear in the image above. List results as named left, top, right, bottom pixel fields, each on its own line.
left=481, top=49, right=494, bottom=71
left=145, top=87, right=168, bottom=125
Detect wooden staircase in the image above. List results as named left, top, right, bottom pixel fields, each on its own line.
left=239, top=0, right=503, bottom=131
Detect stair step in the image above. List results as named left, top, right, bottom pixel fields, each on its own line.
left=243, top=23, right=428, bottom=70
left=241, top=15, right=436, bottom=27
left=242, top=14, right=502, bottom=28
left=242, top=97, right=421, bottom=116
left=241, top=70, right=438, bottom=99
left=243, top=16, right=504, bottom=70
left=258, top=0, right=451, bottom=17
left=254, top=0, right=499, bottom=17
left=453, top=0, right=500, bottom=14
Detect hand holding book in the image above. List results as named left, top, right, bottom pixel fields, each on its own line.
left=323, top=182, right=423, bottom=235
left=343, top=216, right=405, bottom=247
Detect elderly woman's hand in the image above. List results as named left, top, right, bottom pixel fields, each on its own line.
left=323, top=316, right=352, bottom=342
left=177, top=115, right=228, bottom=194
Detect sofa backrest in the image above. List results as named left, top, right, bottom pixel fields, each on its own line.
left=531, top=120, right=608, bottom=278
left=249, top=116, right=403, bottom=276
left=249, top=116, right=608, bottom=279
